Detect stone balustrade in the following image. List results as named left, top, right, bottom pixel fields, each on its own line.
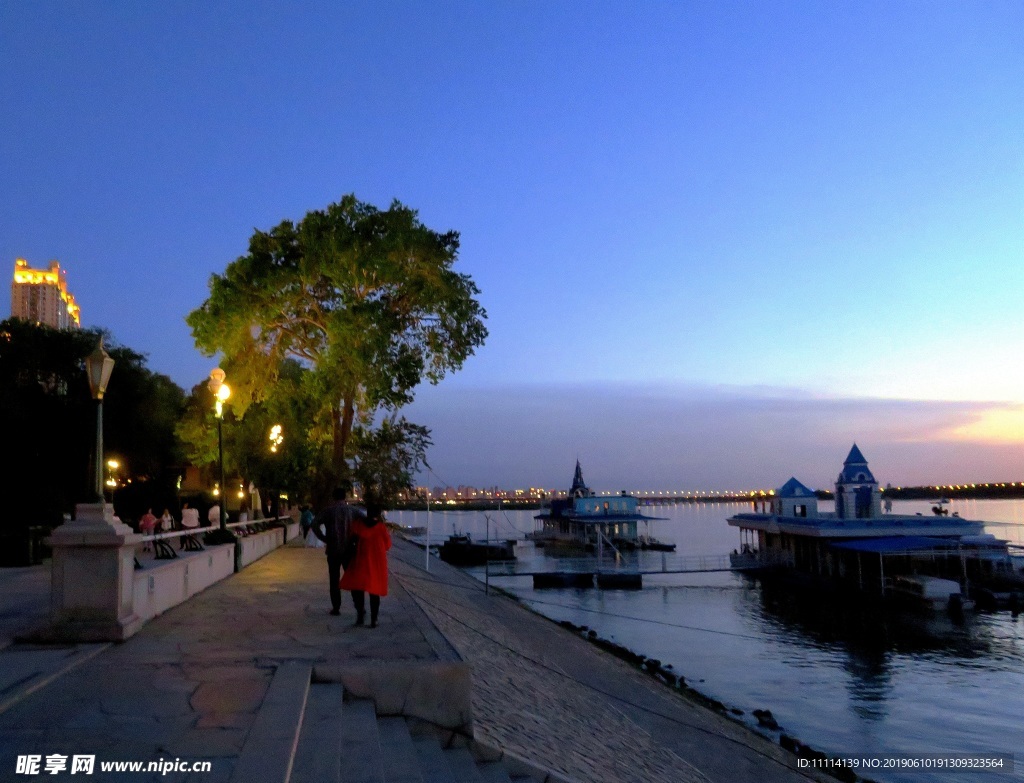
left=45, top=506, right=300, bottom=642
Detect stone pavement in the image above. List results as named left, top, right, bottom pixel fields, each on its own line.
left=0, top=539, right=462, bottom=783
left=0, top=538, right=830, bottom=783
left=0, top=565, right=49, bottom=650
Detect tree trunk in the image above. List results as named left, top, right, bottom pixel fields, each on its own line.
left=314, top=396, right=356, bottom=511
left=332, top=395, right=356, bottom=481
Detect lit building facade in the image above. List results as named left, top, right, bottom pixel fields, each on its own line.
left=10, top=258, right=81, bottom=329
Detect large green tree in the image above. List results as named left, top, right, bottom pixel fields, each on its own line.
left=187, top=195, right=487, bottom=490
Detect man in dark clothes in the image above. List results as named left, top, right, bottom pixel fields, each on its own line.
left=312, top=482, right=366, bottom=615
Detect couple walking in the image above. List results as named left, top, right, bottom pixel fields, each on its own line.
left=312, top=483, right=391, bottom=627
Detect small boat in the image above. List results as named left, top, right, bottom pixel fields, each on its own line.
left=971, top=586, right=1024, bottom=611
left=887, top=575, right=974, bottom=613
left=639, top=537, right=676, bottom=552
left=533, top=572, right=594, bottom=589
left=438, top=534, right=516, bottom=567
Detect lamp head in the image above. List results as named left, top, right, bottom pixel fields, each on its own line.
left=208, top=367, right=226, bottom=395
left=85, top=339, right=115, bottom=400
left=208, top=368, right=230, bottom=416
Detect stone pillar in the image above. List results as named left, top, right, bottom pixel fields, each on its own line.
left=45, top=502, right=144, bottom=642
left=842, top=488, right=857, bottom=519
left=870, top=486, right=882, bottom=518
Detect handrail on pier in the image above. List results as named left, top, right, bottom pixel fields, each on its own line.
left=136, top=517, right=288, bottom=561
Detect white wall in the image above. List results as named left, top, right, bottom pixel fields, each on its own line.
left=132, top=544, right=235, bottom=621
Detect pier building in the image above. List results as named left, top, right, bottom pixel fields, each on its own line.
left=531, top=461, right=668, bottom=552
left=728, top=445, right=1019, bottom=598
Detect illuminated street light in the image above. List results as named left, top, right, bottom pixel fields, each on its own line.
left=269, top=424, right=283, bottom=453
left=208, top=368, right=231, bottom=534
left=85, top=339, right=115, bottom=502
left=105, top=458, right=121, bottom=504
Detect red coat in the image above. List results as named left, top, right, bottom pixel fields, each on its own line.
left=339, top=520, right=392, bottom=596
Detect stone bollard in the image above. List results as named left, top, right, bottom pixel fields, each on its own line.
left=44, top=502, right=144, bottom=642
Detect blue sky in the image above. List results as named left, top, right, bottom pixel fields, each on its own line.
left=3, top=2, right=1022, bottom=489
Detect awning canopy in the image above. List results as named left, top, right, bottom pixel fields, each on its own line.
left=829, top=536, right=960, bottom=554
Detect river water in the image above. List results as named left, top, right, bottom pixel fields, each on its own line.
left=390, top=500, right=1024, bottom=783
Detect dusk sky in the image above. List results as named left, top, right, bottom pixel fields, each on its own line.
left=3, top=2, right=1022, bottom=491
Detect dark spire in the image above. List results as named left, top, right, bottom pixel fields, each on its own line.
left=570, top=460, right=591, bottom=498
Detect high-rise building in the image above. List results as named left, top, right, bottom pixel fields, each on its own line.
left=10, top=258, right=81, bottom=329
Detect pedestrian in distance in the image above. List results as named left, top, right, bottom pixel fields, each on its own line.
left=339, top=502, right=391, bottom=628
left=181, top=502, right=200, bottom=529
left=208, top=503, right=221, bottom=527
left=160, top=507, right=174, bottom=532
left=312, top=482, right=366, bottom=615
left=139, top=508, right=158, bottom=551
left=299, top=504, right=314, bottom=539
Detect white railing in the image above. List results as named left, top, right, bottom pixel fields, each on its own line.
left=135, top=517, right=289, bottom=561
left=485, top=552, right=739, bottom=576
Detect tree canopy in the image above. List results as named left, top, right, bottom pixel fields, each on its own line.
left=187, top=195, right=487, bottom=491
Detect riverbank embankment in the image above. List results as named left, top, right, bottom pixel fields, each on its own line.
left=389, top=541, right=833, bottom=783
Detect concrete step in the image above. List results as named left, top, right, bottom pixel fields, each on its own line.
left=338, top=698, right=385, bottom=783
left=444, top=746, right=487, bottom=783
left=413, top=737, right=458, bottom=783
left=291, top=691, right=547, bottom=783
left=229, top=660, right=312, bottom=783
left=475, top=759, right=514, bottom=783
left=379, top=716, right=428, bottom=783
left=291, top=683, right=343, bottom=783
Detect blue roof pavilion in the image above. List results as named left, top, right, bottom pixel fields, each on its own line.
left=777, top=477, right=816, bottom=498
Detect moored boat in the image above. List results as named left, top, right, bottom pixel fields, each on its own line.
left=438, top=533, right=516, bottom=567
left=887, top=575, right=974, bottom=613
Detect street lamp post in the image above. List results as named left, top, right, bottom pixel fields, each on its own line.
left=44, top=337, right=144, bottom=642
left=208, top=368, right=231, bottom=533
left=85, top=340, right=115, bottom=502
left=268, top=424, right=283, bottom=519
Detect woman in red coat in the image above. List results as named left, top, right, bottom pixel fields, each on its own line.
left=339, top=507, right=392, bottom=627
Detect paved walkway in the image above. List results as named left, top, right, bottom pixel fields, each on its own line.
left=0, top=539, right=829, bottom=783
left=0, top=565, right=49, bottom=650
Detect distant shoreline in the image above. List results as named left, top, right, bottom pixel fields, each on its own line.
left=392, top=484, right=1024, bottom=511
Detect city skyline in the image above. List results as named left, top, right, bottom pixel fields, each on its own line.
left=3, top=2, right=1022, bottom=490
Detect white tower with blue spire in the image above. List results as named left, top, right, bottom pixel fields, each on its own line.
left=835, top=444, right=882, bottom=519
